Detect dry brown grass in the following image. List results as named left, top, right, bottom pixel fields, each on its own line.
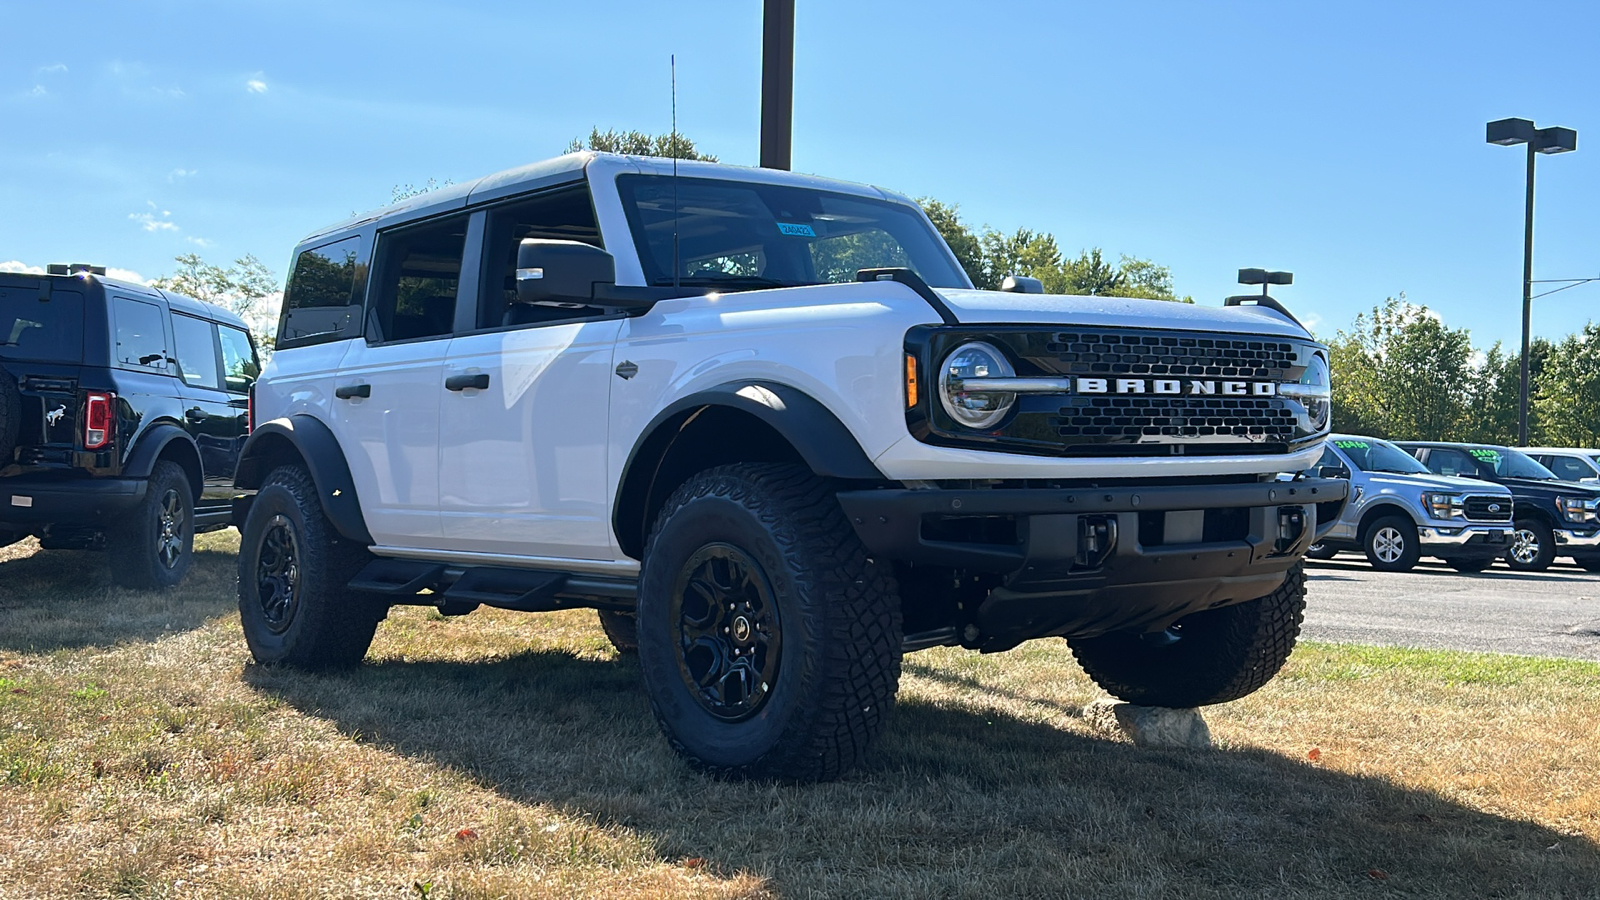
left=0, top=532, right=1596, bottom=899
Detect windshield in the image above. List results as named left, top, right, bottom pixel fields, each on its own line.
left=0, top=287, right=84, bottom=362
left=616, top=175, right=969, bottom=290
left=1470, top=446, right=1558, bottom=480
left=1332, top=437, right=1430, bottom=474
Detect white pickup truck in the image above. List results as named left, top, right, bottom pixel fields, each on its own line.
left=232, top=152, right=1344, bottom=781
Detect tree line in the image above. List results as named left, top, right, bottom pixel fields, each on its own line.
left=1327, top=296, right=1600, bottom=447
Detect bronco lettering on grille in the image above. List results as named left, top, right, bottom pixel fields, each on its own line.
left=1074, top=378, right=1278, bottom=397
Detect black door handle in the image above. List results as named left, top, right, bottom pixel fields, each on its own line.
left=335, top=384, right=371, bottom=400
left=445, top=373, right=490, bottom=392
left=184, top=407, right=207, bottom=423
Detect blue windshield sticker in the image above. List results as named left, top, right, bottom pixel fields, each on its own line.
left=777, top=222, right=816, bottom=237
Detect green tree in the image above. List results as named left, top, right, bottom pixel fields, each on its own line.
left=566, top=127, right=716, bottom=161
left=918, top=198, right=985, bottom=286
left=1326, top=296, right=1476, bottom=441
left=1533, top=324, right=1600, bottom=446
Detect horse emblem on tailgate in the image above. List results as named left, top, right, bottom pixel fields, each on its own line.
left=45, top=405, right=66, bottom=427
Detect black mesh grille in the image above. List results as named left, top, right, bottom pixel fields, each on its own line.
left=1464, top=496, right=1513, bottom=522
left=1054, top=395, right=1298, bottom=441
left=1042, top=332, right=1297, bottom=380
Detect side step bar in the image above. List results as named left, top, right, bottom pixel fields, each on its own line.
left=347, top=558, right=637, bottom=615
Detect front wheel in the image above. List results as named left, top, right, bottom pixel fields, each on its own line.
left=108, top=460, right=193, bottom=589
left=1363, top=516, right=1420, bottom=572
left=237, top=465, right=385, bottom=668
left=1068, top=563, right=1306, bottom=708
left=1445, top=557, right=1495, bottom=573
left=1304, top=542, right=1337, bottom=561
left=1506, top=519, right=1555, bottom=572
left=636, top=463, right=902, bottom=782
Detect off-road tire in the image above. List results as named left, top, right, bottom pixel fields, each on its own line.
left=0, top=370, right=20, bottom=466
left=1068, top=563, right=1307, bottom=708
left=1445, top=557, right=1495, bottom=573
left=636, top=463, right=902, bottom=782
left=237, top=465, right=385, bottom=669
left=1506, top=518, right=1556, bottom=572
left=1305, top=542, right=1337, bottom=561
left=108, top=460, right=193, bottom=589
left=1363, top=515, right=1420, bottom=572
left=597, top=610, right=638, bottom=653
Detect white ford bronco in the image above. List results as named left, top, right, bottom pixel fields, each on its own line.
left=234, top=152, right=1344, bottom=781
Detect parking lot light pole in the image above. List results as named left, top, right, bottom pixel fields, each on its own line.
left=1486, top=117, right=1577, bottom=446
left=1237, top=268, right=1292, bottom=297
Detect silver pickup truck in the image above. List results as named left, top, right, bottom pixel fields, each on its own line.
left=1306, top=434, right=1513, bottom=572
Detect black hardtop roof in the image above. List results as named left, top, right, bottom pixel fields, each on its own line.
left=0, top=270, right=249, bottom=330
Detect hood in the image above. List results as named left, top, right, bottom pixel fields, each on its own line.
left=1496, top=476, right=1600, bottom=498
left=934, top=289, right=1312, bottom=340
left=1364, top=471, right=1510, bottom=495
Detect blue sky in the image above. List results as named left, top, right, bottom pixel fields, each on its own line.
left=3, top=0, right=1598, bottom=348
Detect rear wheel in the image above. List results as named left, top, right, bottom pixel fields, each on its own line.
left=1363, top=516, right=1420, bottom=572
left=1506, top=519, right=1555, bottom=572
left=1304, top=542, right=1337, bottom=560
left=1445, top=557, right=1495, bottom=573
left=237, top=465, right=385, bottom=668
left=597, top=610, right=638, bottom=653
left=1068, top=563, right=1306, bottom=708
left=108, top=460, right=193, bottom=589
left=636, top=463, right=902, bottom=782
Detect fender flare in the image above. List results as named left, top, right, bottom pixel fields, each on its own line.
left=1355, top=501, right=1416, bottom=540
left=234, top=415, right=373, bottom=545
left=613, top=381, right=886, bottom=557
left=122, top=423, right=203, bottom=499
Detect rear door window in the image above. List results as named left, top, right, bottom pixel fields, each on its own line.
left=278, top=235, right=369, bottom=349
left=0, top=283, right=83, bottom=362
left=1546, top=455, right=1592, bottom=481
left=171, top=314, right=221, bottom=390
left=113, top=297, right=171, bottom=372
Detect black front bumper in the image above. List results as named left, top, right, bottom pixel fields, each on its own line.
left=836, top=477, right=1348, bottom=649
left=0, top=476, right=148, bottom=528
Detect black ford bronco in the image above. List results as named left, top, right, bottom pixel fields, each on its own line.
left=0, top=265, right=259, bottom=588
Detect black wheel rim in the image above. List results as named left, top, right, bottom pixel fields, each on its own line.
left=256, top=515, right=301, bottom=634
left=670, top=542, right=781, bottom=722
left=156, top=488, right=185, bottom=569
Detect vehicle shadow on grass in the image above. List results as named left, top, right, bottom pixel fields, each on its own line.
left=245, top=648, right=1600, bottom=899
left=0, top=539, right=237, bottom=653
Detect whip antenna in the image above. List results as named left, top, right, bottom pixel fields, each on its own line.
left=671, top=54, right=680, bottom=290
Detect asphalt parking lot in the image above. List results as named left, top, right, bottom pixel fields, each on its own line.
left=1301, top=556, right=1600, bottom=661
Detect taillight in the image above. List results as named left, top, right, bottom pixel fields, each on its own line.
left=84, top=392, right=114, bottom=449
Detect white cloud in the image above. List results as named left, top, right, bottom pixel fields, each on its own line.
left=30, top=85, right=46, bottom=97
left=36, top=64, right=68, bottom=76
left=168, top=168, right=197, bottom=182
left=130, top=202, right=179, bottom=233
left=0, top=261, right=46, bottom=275
left=1299, top=311, right=1323, bottom=334
left=106, top=267, right=147, bottom=284
left=246, top=78, right=268, bottom=94
left=185, top=236, right=214, bottom=248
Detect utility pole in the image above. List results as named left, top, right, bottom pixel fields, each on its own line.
left=760, top=0, right=795, bottom=170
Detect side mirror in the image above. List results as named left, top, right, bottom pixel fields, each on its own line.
left=1318, top=466, right=1350, bottom=480
left=516, top=239, right=616, bottom=307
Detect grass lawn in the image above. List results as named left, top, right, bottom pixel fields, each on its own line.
left=0, top=532, right=1596, bottom=898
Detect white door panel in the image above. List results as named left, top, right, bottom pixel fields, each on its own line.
left=438, top=320, right=623, bottom=559
left=326, top=340, right=447, bottom=544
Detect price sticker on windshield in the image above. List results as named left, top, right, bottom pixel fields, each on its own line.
left=1334, top=440, right=1368, bottom=449
left=776, top=222, right=816, bottom=237
left=1469, top=449, right=1501, bottom=461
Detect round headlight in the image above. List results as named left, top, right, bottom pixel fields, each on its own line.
left=1297, top=353, right=1331, bottom=434
left=939, top=341, right=1016, bottom=430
